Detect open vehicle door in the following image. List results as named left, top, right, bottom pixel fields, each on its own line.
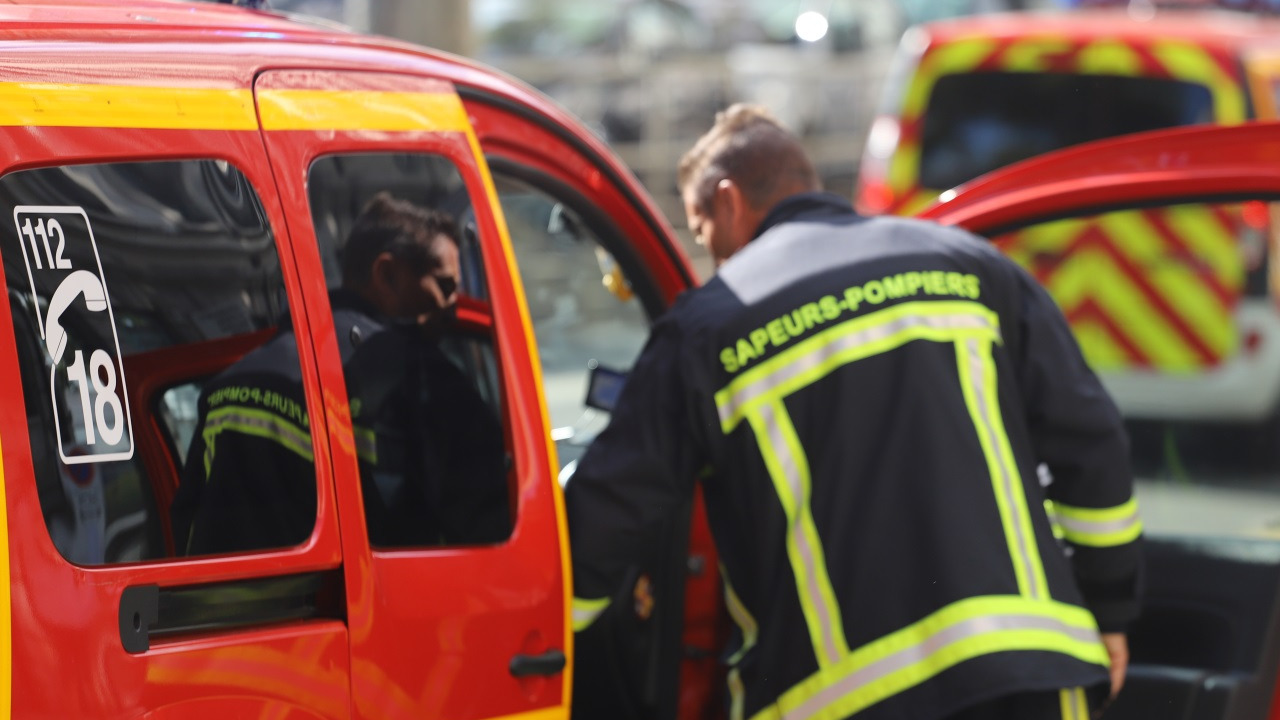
left=920, top=121, right=1280, bottom=720
left=456, top=75, right=726, bottom=720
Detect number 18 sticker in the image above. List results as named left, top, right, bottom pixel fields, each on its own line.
left=14, top=205, right=133, bottom=464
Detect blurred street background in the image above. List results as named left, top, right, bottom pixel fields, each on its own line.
left=267, top=0, right=1053, bottom=276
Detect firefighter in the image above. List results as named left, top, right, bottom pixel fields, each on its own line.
left=566, top=105, right=1141, bottom=720
left=172, top=192, right=508, bottom=555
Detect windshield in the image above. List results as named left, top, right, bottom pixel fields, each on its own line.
left=919, top=71, right=1215, bottom=190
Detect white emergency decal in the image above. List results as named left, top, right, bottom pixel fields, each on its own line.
left=14, top=206, right=134, bottom=464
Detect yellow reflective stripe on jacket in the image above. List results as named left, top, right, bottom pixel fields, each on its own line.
left=722, top=566, right=760, bottom=720
left=202, top=404, right=314, bottom=476
left=748, top=595, right=1106, bottom=720
left=722, top=565, right=760, bottom=664
left=571, top=597, right=610, bottom=632
left=352, top=424, right=378, bottom=464
left=1059, top=687, right=1089, bottom=720
left=716, top=301, right=1001, bottom=432
left=1050, top=498, right=1142, bottom=547
left=716, top=302, right=1003, bottom=669
left=715, top=301, right=1061, bottom=675
left=955, top=337, right=1047, bottom=600
left=728, top=670, right=747, bottom=720
left=749, top=398, right=848, bottom=667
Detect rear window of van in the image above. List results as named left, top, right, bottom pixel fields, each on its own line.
left=919, top=72, right=1215, bottom=190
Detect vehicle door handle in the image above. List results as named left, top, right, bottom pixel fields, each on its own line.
left=509, top=648, right=566, bottom=677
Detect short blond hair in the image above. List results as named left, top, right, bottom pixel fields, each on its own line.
left=677, top=103, right=820, bottom=213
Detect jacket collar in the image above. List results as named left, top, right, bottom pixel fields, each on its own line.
left=751, top=191, right=857, bottom=241
left=330, top=287, right=389, bottom=323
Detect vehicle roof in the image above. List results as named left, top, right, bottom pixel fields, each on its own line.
left=0, top=0, right=552, bottom=118
left=917, top=8, right=1280, bottom=51
left=0, top=0, right=322, bottom=32
left=0, top=0, right=504, bottom=85
left=0, top=0, right=325, bottom=32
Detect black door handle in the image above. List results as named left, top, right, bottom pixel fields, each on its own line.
left=509, top=648, right=567, bottom=677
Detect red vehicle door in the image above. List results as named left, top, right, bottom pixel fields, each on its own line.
left=919, top=121, right=1280, bottom=720
left=253, top=69, right=568, bottom=720
left=456, top=80, right=727, bottom=720
left=0, top=62, right=351, bottom=716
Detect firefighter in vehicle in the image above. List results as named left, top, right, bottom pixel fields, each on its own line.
left=172, top=192, right=508, bottom=555
left=566, top=105, right=1143, bottom=719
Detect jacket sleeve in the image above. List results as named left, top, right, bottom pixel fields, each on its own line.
left=1012, top=266, right=1143, bottom=633
left=566, top=315, right=704, bottom=632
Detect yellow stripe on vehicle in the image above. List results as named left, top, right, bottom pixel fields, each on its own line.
left=887, top=146, right=924, bottom=199
left=1048, top=248, right=1200, bottom=370
left=257, top=89, right=472, bottom=132
left=1150, top=41, right=1247, bottom=123
left=895, top=189, right=939, bottom=217
left=1076, top=39, right=1144, bottom=75
left=1001, top=37, right=1074, bottom=72
left=901, top=37, right=998, bottom=117
left=1169, top=205, right=1245, bottom=286
left=1098, top=207, right=1239, bottom=339
left=1007, top=207, right=1242, bottom=372
left=0, top=83, right=255, bottom=129
left=482, top=706, right=569, bottom=720
left=452, top=95, right=576, bottom=710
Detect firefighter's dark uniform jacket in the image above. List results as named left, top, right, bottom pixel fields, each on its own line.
left=172, top=290, right=508, bottom=555
left=567, top=193, right=1142, bottom=720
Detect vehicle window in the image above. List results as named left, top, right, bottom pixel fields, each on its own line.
left=306, top=153, right=514, bottom=548
left=989, top=200, right=1278, bottom=539
left=492, top=172, right=652, bottom=474
left=0, top=160, right=308, bottom=564
left=920, top=72, right=1214, bottom=190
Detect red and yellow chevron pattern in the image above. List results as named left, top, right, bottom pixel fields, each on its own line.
left=993, top=205, right=1245, bottom=371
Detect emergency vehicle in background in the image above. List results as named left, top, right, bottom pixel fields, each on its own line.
left=855, top=6, right=1280, bottom=426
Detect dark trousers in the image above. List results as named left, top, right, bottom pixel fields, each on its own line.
left=946, top=686, right=1108, bottom=720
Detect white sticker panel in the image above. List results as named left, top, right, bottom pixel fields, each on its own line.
left=14, top=205, right=134, bottom=464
